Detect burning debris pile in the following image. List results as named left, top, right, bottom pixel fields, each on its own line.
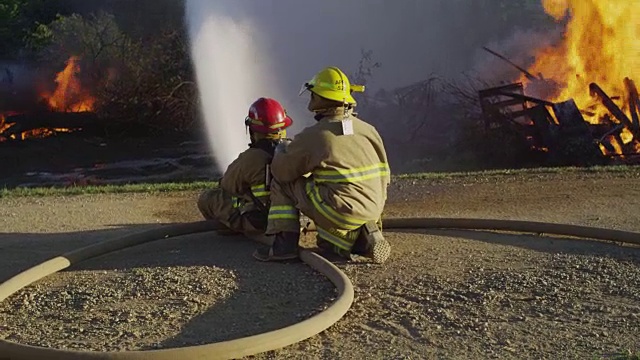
left=0, top=56, right=95, bottom=143
left=479, top=0, right=640, bottom=165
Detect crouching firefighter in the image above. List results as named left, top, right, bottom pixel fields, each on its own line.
left=253, top=66, right=392, bottom=264
left=197, top=97, right=293, bottom=243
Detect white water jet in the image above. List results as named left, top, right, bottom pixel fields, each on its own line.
left=185, top=0, right=283, bottom=173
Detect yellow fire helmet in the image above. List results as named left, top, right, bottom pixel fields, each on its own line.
left=299, top=66, right=365, bottom=105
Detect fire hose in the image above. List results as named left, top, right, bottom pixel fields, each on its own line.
left=1, top=218, right=639, bottom=360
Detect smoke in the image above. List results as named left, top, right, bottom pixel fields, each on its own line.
left=184, top=0, right=556, bottom=172
left=0, top=63, right=33, bottom=92
left=0, top=62, right=57, bottom=113
left=470, top=26, right=565, bottom=86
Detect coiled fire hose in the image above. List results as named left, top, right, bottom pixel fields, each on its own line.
left=1, top=218, right=639, bottom=360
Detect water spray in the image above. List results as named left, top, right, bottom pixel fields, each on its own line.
left=185, top=0, right=282, bottom=174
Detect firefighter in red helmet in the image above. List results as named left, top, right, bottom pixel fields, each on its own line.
left=197, top=98, right=293, bottom=242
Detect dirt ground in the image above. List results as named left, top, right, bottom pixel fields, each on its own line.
left=1, top=171, right=640, bottom=359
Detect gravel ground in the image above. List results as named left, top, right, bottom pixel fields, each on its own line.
left=313, top=231, right=640, bottom=359
left=1, top=171, right=640, bottom=359
left=0, top=231, right=334, bottom=352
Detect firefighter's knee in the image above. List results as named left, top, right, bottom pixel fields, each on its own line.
left=197, top=188, right=222, bottom=219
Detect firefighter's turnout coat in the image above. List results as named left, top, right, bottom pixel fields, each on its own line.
left=198, top=144, right=273, bottom=236
left=266, top=108, right=391, bottom=252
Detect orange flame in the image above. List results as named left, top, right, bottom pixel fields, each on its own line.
left=0, top=111, right=79, bottom=142
left=0, top=57, right=91, bottom=143
left=18, top=127, right=77, bottom=140
left=0, top=113, right=15, bottom=134
left=0, top=127, right=80, bottom=142
left=42, top=56, right=95, bottom=113
left=0, top=111, right=20, bottom=139
left=520, top=0, right=640, bottom=155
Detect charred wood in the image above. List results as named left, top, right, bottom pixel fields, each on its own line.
left=624, top=77, right=640, bottom=134
left=528, top=104, right=557, bottom=148
left=478, top=83, right=526, bottom=98
left=596, top=123, right=625, bottom=144
left=550, top=99, right=604, bottom=165
left=589, top=83, right=634, bottom=129
left=494, top=91, right=555, bottom=107
left=479, top=83, right=529, bottom=131
left=552, top=100, right=590, bottom=128
left=0, top=112, right=103, bottom=139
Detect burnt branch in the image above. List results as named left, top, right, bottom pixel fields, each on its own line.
left=482, top=46, right=541, bottom=81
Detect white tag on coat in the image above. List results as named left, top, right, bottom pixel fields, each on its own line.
left=341, top=119, right=354, bottom=136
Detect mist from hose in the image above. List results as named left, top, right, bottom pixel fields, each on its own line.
left=184, top=0, right=282, bottom=173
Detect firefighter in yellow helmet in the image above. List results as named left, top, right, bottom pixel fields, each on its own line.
left=253, top=66, right=392, bottom=263
left=197, top=98, right=293, bottom=243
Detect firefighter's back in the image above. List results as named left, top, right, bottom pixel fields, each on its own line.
left=310, top=114, right=390, bottom=222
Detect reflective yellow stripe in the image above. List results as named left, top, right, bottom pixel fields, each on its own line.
left=251, top=184, right=270, bottom=198
left=305, top=182, right=365, bottom=230
left=248, top=119, right=286, bottom=130
left=317, top=226, right=356, bottom=251
left=268, top=205, right=298, bottom=220
left=269, top=122, right=287, bottom=129
left=314, top=163, right=390, bottom=184
left=231, top=184, right=269, bottom=210
left=269, top=214, right=299, bottom=220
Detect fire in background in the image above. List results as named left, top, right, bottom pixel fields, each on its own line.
left=0, top=56, right=92, bottom=142
left=519, top=0, right=639, bottom=156
left=41, top=56, right=95, bottom=113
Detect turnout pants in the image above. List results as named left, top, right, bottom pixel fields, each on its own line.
left=197, top=189, right=266, bottom=237
left=266, top=178, right=374, bottom=255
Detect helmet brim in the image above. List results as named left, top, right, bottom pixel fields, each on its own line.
left=308, top=87, right=357, bottom=105
left=249, top=115, right=293, bottom=134
left=298, top=82, right=312, bottom=97
left=282, top=115, right=293, bottom=128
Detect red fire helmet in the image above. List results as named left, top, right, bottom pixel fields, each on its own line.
left=245, top=97, right=293, bottom=134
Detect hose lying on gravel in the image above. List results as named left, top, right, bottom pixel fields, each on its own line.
left=0, top=217, right=639, bottom=360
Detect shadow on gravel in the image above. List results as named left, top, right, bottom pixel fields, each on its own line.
left=0, top=225, right=156, bottom=280
left=0, top=225, right=334, bottom=349
left=416, top=229, right=640, bottom=261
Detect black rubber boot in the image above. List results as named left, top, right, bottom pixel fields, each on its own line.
left=253, top=231, right=300, bottom=262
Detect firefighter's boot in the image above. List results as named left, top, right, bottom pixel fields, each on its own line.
left=253, top=231, right=300, bottom=262
left=353, top=221, right=391, bottom=264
